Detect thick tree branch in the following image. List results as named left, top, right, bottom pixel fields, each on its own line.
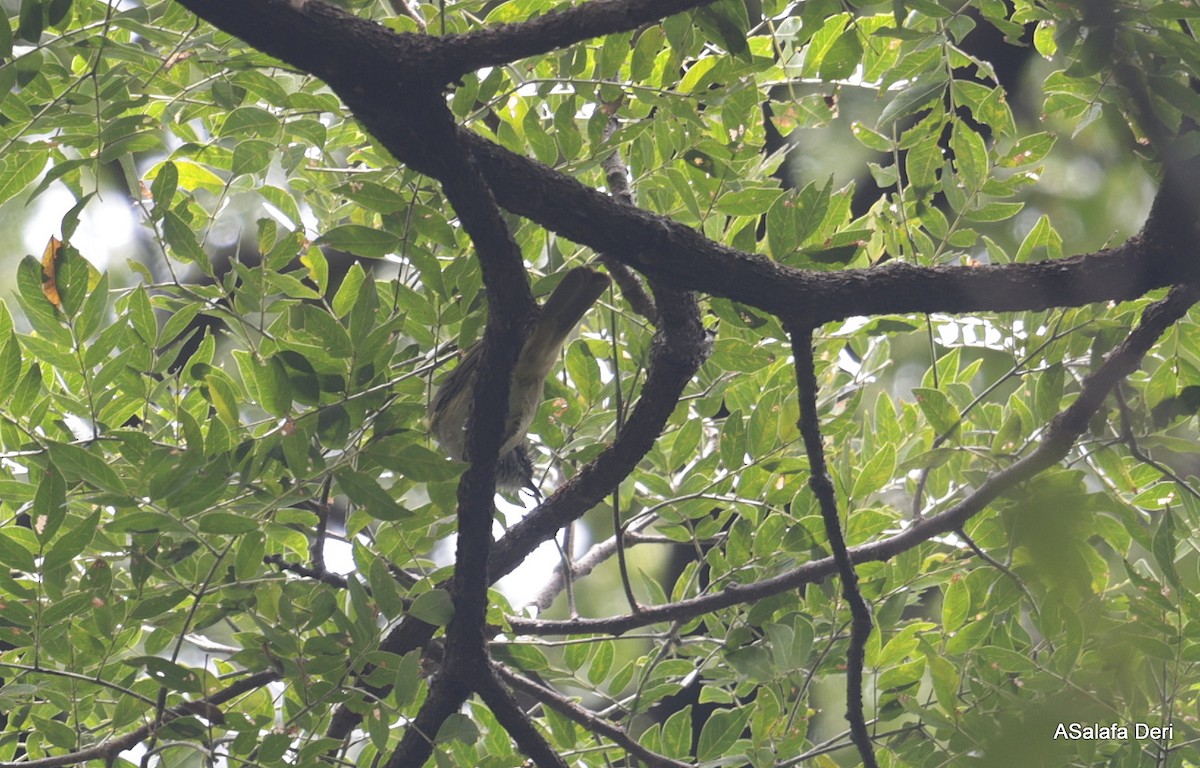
left=173, top=0, right=1200, bottom=330
left=466, top=126, right=1200, bottom=321
left=378, top=86, right=531, bottom=768
left=788, top=324, right=877, bottom=768
left=508, top=283, right=1200, bottom=636
left=430, top=0, right=716, bottom=80
left=383, top=673, right=471, bottom=768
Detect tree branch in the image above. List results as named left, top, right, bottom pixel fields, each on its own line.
left=788, top=323, right=877, bottom=768
left=475, top=671, right=571, bottom=768
left=382, top=672, right=471, bottom=768
left=489, top=283, right=709, bottom=580
left=430, top=0, right=716, bottom=81
left=508, top=283, right=1200, bottom=636
left=493, top=663, right=695, bottom=768
left=0, top=671, right=279, bottom=768
left=173, top=0, right=1200, bottom=329
left=599, top=114, right=658, bottom=321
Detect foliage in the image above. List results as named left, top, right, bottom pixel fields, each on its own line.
left=0, top=0, right=1199, bottom=766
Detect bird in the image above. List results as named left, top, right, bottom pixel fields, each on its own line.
left=428, top=266, right=610, bottom=494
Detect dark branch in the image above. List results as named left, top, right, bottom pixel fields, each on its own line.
left=379, top=86, right=531, bottom=768
left=431, top=0, right=716, bottom=80
left=382, top=673, right=471, bottom=768
left=174, top=0, right=1200, bottom=329
left=467, top=124, right=1200, bottom=321
left=489, top=283, right=709, bottom=580
left=509, top=283, right=1200, bottom=636
left=788, top=324, right=877, bottom=768
left=0, top=671, right=280, bottom=768
left=599, top=114, right=658, bottom=321
left=494, top=663, right=695, bottom=768
left=476, top=672, right=571, bottom=768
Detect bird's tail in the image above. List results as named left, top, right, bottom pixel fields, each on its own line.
left=514, top=266, right=610, bottom=384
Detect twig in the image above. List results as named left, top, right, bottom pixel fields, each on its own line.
left=494, top=663, right=695, bottom=768
left=0, top=671, right=279, bottom=768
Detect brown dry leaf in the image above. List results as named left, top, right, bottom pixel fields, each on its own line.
left=41, top=236, right=63, bottom=310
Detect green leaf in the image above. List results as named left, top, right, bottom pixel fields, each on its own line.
left=950, top=122, right=988, bottom=190
left=259, top=355, right=293, bottom=417
left=125, top=656, right=202, bottom=693
left=235, top=530, right=265, bottom=580
left=0, top=147, right=46, bottom=207
left=334, top=467, right=408, bottom=521
left=334, top=179, right=406, bottom=213
left=820, top=28, right=863, bottom=80
left=197, top=512, right=260, bottom=535
left=43, top=508, right=100, bottom=571
left=662, top=707, right=693, bottom=759
left=1152, top=508, right=1181, bottom=590
left=17, top=0, right=44, bottom=42
left=0, top=335, right=22, bottom=400
left=941, top=577, right=970, bottom=632
left=316, top=225, right=400, bottom=259
left=588, top=640, right=614, bottom=685
left=32, top=465, right=68, bottom=542
left=221, top=106, right=280, bottom=138
left=913, top=387, right=959, bottom=434
left=162, top=210, right=208, bottom=264
left=387, top=443, right=467, bottom=483
left=0, top=14, right=12, bottom=58
left=332, top=262, right=366, bottom=318
left=1015, top=214, right=1063, bottom=262
left=46, top=441, right=126, bottom=493
left=0, top=529, right=37, bottom=572
left=126, top=284, right=157, bottom=345
left=716, top=186, right=784, bottom=216
left=409, top=588, right=454, bottom=626
left=697, top=706, right=752, bottom=760
left=231, top=139, right=272, bottom=178
left=693, top=0, right=750, bottom=57
left=877, top=73, right=948, bottom=129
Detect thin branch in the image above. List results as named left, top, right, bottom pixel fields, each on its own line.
left=524, top=513, right=657, bottom=612
left=476, top=671, right=571, bottom=768
left=264, top=553, right=349, bottom=589
left=309, top=475, right=333, bottom=572
left=1114, top=387, right=1200, bottom=502
left=599, top=113, right=657, bottom=321
left=0, top=671, right=280, bottom=768
left=911, top=314, right=1075, bottom=519
left=493, top=663, right=695, bottom=768
left=788, top=323, right=877, bottom=768
left=956, top=528, right=1039, bottom=620
left=509, top=284, right=1200, bottom=636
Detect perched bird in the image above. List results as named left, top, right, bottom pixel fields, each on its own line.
left=428, top=266, right=610, bottom=494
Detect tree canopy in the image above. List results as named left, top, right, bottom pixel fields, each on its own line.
left=1, top=0, right=1200, bottom=766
